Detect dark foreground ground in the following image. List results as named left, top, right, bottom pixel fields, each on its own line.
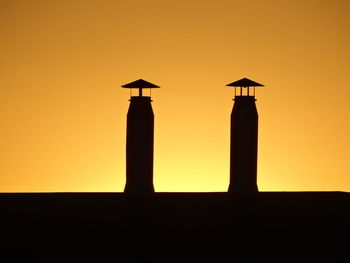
left=0, top=192, right=349, bottom=262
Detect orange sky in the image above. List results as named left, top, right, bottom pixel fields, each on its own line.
left=1, top=0, right=349, bottom=192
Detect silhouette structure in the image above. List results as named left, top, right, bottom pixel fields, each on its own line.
left=0, top=192, right=349, bottom=262
left=227, top=78, right=264, bottom=193
left=0, top=78, right=349, bottom=262
left=122, top=79, right=160, bottom=194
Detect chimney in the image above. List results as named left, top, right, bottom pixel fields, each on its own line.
left=122, top=79, right=160, bottom=194
left=227, top=78, right=264, bottom=193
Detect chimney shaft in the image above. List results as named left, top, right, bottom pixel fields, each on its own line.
left=124, top=96, right=155, bottom=193
left=228, top=96, right=258, bottom=193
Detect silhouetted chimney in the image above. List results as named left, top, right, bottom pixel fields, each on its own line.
left=227, top=78, right=264, bottom=193
left=122, top=79, right=160, bottom=194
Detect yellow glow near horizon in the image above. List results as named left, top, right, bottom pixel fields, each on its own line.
left=1, top=0, right=350, bottom=192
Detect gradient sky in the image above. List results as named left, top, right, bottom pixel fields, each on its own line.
left=1, top=0, right=349, bottom=192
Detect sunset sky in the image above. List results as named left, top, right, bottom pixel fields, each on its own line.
left=1, top=0, right=349, bottom=192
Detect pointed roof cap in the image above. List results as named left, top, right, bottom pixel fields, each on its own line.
left=226, top=78, right=264, bottom=87
left=122, top=79, right=160, bottom=89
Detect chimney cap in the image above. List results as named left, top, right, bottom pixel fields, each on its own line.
left=227, top=78, right=264, bottom=87
left=122, top=79, right=160, bottom=89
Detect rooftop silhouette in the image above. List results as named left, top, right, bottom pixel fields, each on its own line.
left=0, top=192, right=349, bottom=262
left=0, top=77, right=349, bottom=262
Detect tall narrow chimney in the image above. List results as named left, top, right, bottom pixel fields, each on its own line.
left=122, top=79, right=160, bottom=194
left=227, top=78, right=264, bottom=193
